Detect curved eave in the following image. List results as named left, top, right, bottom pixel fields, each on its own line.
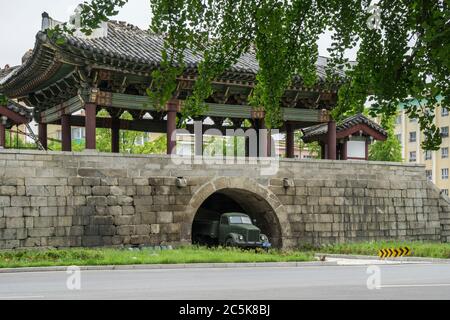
left=0, top=33, right=74, bottom=99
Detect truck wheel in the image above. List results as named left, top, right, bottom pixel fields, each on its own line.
left=225, top=238, right=235, bottom=247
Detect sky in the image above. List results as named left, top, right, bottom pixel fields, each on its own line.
left=0, top=0, right=357, bottom=68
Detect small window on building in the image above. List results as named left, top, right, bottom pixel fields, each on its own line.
left=442, top=108, right=449, bottom=117
left=395, top=134, right=402, bottom=143
left=441, top=127, right=449, bottom=138
left=442, top=168, right=449, bottom=180
left=424, top=150, right=432, bottom=160
left=135, top=136, right=144, bottom=146
left=442, top=189, right=449, bottom=196
left=442, top=147, right=449, bottom=159
left=396, top=115, right=402, bottom=124
left=409, top=151, right=416, bottom=162
left=409, top=132, right=416, bottom=142
left=425, top=170, right=432, bottom=181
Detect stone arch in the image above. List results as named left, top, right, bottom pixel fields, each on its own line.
left=184, top=177, right=291, bottom=249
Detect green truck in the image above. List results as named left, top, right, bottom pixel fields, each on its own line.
left=192, top=212, right=271, bottom=249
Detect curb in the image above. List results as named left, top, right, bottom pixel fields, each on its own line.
left=0, top=261, right=339, bottom=274
left=315, top=253, right=450, bottom=264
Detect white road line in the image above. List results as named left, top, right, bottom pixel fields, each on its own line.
left=0, top=296, right=45, bottom=299
left=381, top=284, right=450, bottom=288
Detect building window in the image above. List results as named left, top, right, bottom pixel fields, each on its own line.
left=409, top=132, right=416, bottom=142
left=442, top=108, right=449, bottom=117
left=442, top=147, right=449, bottom=159
left=442, top=168, right=449, bottom=180
left=424, top=150, right=432, bottom=160
left=135, top=136, right=144, bottom=146
left=71, top=128, right=85, bottom=140
left=441, top=127, right=449, bottom=138
left=409, top=151, right=416, bottom=162
left=395, top=115, right=402, bottom=124
left=395, top=134, right=402, bottom=143
left=425, top=170, right=432, bottom=181
left=442, top=189, right=449, bottom=196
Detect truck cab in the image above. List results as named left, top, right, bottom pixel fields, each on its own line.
left=193, top=212, right=271, bottom=249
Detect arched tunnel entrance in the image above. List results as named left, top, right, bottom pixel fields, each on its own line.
left=191, top=188, right=283, bottom=248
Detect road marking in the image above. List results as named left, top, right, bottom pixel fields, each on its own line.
left=0, top=295, right=44, bottom=299
left=381, top=284, right=450, bottom=288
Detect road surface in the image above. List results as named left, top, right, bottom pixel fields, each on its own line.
left=0, top=263, right=450, bottom=300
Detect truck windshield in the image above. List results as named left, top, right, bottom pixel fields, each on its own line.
left=229, top=216, right=252, bottom=224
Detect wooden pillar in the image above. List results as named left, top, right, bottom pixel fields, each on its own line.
left=0, top=123, right=5, bottom=149
left=111, top=117, right=120, bottom=153
left=61, top=114, right=72, bottom=152
left=166, top=101, right=178, bottom=155
left=194, top=119, right=203, bottom=156
left=38, top=123, right=47, bottom=150
left=85, top=103, right=97, bottom=150
left=327, top=121, right=337, bottom=160
left=285, top=122, right=295, bottom=158
left=365, top=138, right=369, bottom=160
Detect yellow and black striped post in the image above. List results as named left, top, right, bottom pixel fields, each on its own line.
left=378, top=247, right=411, bottom=259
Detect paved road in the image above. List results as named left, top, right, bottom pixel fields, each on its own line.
left=1, top=263, right=450, bottom=300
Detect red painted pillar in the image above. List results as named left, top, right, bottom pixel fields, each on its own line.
left=85, top=103, right=97, bottom=150
left=285, top=122, right=295, bottom=158
left=111, top=117, right=120, bottom=153
left=61, top=114, right=72, bottom=152
left=365, top=139, right=369, bottom=160
left=166, top=100, right=178, bottom=155
left=327, top=121, right=336, bottom=160
left=38, top=123, right=47, bottom=150
left=0, top=123, right=5, bottom=148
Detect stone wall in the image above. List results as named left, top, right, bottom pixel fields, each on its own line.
left=0, top=149, right=449, bottom=250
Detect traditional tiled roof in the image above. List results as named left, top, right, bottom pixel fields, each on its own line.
left=62, top=20, right=344, bottom=80
left=0, top=100, right=33, bottom=128
left=301, top=113, right=387, bottom=141
left=0, top=19, right=347, bottom=92
left=0, top=66, right=19, bottom=84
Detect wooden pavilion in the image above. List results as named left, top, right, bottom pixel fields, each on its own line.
left=0, top=11, right=346, bottom=159
left=301, top=113, right=388, bottom=160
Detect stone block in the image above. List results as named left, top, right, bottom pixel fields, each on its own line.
left=68, top=177, right=83, bottom=186
left=6, top=217, right=25, bottom=228
left=40, top=207, right=58, bottom=217
left=87, top=196, right=107, bottom=206
left=26, top=186, right=56, bottom=196
left=4, top=207, right=23, bottom=218
left=117, top=225, right=135, bottom=236
left=110, top=186, right=126, bottom=196
left=134, top=196, right=153, bottom=206
left=0, top=196, right=10, bottom=207
left=56, top=186, right=73, bottom=197
left=83, top=177, right=101, bottom=186
left=0, top=186, right=16, bottom=196
left=92, top=186, right=111, bottom=196
left=157, top=211, right=173, bottom=224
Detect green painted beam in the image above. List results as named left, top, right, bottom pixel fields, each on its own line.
left=110, top=93, right=322, bottom=122
left=41, top=92, right=323, bottom=124
left=40, top=95, right=85, bottom=123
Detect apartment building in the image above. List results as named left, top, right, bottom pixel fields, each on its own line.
left=394, top=100, right=450, bottom=195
